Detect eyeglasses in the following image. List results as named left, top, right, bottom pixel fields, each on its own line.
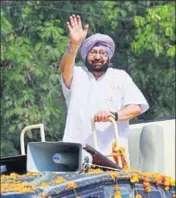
left=88, top=50, right=108, bottom=58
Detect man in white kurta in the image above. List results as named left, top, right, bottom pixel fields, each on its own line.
left=61, top=66, right=149, bottom=157
left=60, top=14, right=149, bottom=160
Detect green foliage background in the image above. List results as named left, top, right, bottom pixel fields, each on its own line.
left=1, top=1, right=175, bottom=157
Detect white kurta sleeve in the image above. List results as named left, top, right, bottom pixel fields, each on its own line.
left=122, top=71, right=149, bottom=114
left=60, top=75, right=71, bottom=100
left=60, top=67, right=79, bottom=107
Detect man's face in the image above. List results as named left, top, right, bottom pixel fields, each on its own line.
left=86, top=46, right=109, bottom=72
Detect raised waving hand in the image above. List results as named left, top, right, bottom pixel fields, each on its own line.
left=67, top=14, right=89, bottom=45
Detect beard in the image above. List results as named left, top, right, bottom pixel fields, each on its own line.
left=85, top=59, right=110, bottom=72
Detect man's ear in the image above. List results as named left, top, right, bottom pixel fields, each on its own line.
left=108, top=59, right=112, bottom=67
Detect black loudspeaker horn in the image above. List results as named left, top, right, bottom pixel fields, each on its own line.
left=0, top=155, right=27, bottom=174
left=27, top=142, right=92, bottom=172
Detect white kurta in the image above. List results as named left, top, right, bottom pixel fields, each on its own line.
left=60, top=66, right=149, bottom=157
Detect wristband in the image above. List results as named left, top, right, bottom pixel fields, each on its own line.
left=111, top=111, right=118, bottom=121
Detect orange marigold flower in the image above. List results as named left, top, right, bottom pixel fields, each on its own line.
left=156, top=180, right=162, bottom=185
left=9, top=173, right=18, bottom=179
left=143, top=177, right=150, bottom=182
left=114, top=185, right=120, bottom=191
left=114, top=191, right=122, bottom=198
left=130, top=173, right=139, bottom=183
left=164, top=181, right=170, bottom=186
left=111, top=143, right=129, bottom=170
left=67, top=182, right=77, bottom=189
left=112, top=141, right=118, bottom=148
left=39, top=182, right=48, bottom=188
left=164, top=186, right=170, bottom=191
left=107, top=171, right=120, bottom=180
left=169, top=178, right=175, bottom=186
left=143, top=182, right=150, bottom=188
left=40, top=192, right=50, bottom=198
left=152, top=173, right=163, bottom=185
left=113, top=153, right=119, bottom=164
left=87, top=168, right=103, bottom=174
left=144, top=186, right=152, bottom=193
left=135, top=194, right=143, bottom=198
left=122, top=165, right=129, bottom=171
left=55, top=176, right=66, bottom=184
left=141, top=172, right=151, bottom=178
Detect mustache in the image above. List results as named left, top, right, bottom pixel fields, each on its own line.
left=86, top=62, right=109, bottom=72
left=92, top=61, right=104, bottom=66
left=92, top=60, right=103, bottom=63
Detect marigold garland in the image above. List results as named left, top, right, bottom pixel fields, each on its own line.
left=1, top=168, right=175, bottom=195
left=1, top=181, right=37, bottom=194
left=163, top=176, right=170, bottom=191
left=107, top=170, right=120, bottom=180
left=143, top=176, right=151, bottom=193
left=112, top=142, right=129, bottom=170
left=1, top=172, right=40, bottom=194
left=86, top=168, right=104, bottom=174
left=152, top=173, right=163, bottom=185
left=113, top=185, right=122, bottom=198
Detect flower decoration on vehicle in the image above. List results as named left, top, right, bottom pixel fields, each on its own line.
left=130, top=173, right=139, bottom=183
left=113, top=185, right=123, bottom=198
left=67, top=182, right=78, bottom=189
left=135, top=194, right=143, bottom=198
left=86, top=168, right=104, bottom=174
left=142, top=176, right=151, bottom=193
left=50, top=176, right=66, bottom=184
left=112, top=141, right=129, bottom=170
left=107, top=170, right=120, bottom=180
left=0, top=168, right=175, bottom=196
left=113, top=191, right=122, bottom=198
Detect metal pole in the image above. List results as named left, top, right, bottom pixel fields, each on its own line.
left=20, top=124, right=45, bottom=155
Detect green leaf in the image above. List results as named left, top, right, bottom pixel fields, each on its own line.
left=167, top=46, right=175, bottom=57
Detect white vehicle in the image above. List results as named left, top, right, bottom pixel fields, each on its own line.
left=1, top=116, right=175, bottom=198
